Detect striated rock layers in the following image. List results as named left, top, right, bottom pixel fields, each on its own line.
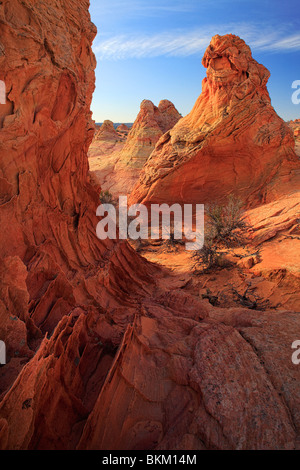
left=130, top=35, right=299, bottom=208
left=0, top=4, right=300, bottom=451
left=116, top=123, right=129, bottom=134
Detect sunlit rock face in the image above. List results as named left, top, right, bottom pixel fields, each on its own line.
left=130, top=34, right=299, bottom=208
left=289, top=119, right=300, bottom=139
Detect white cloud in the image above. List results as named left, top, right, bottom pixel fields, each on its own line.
left=93, top=23, right=300, bottom=60
left=269, top=34, right=300, bottom=51
left=92, top=0, right=200, bottom=16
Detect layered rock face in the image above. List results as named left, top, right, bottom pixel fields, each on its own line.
left=0, top=0, right=100, bottom=369
left=130, top=35, right=299, bottom=207
left=0, top=4, right=300, bottom=451
left=116, top=123, right=129, bottom=134
left=289, top=119, right=300, bottom=141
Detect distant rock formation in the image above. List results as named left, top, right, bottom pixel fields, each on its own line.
left=89, top=99, right=181, bottom=197
left=130, top=34, right=299, bottom=208
left=116, top=123, right=129, bottom=133
left=95, top=119, right=119, bottom=141
left=117, top=99, right=181, bottom=169
left=91, top=99, right=182, bottom=197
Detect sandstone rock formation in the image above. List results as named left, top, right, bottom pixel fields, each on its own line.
left=0, top=0, right=157, bottom=438
left=289, top=119, right=300, bottom=131
left=77, top=306, right=299, bottom=451
left=130, top=35, right=299, bottom=208
left=92, top=99, right=181, bottom=196
left=89, top=99, right=181, bottom=197
left=0, top=3, right=300, bottom=451
left=88, top=120, right=126, bottom=184
left=118, top=99, right=181, bottom=169
left=95, top=119, right=119, bottom=141
left=116, top=123, right=129, bottom=134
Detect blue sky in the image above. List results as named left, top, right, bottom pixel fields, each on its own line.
left=90, top=0, right=300, bottom=123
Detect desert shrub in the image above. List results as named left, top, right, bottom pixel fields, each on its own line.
left=231, top=285, right=270, bottom=310
left=206, top=194, right=248, bottom=247
left=99, top=190, right=114, bottom=205
left=192, top=236, right=223, bottom=273
left=192, top=195, right=248, bottom=273
left=163, top=221, right=185, bottom=249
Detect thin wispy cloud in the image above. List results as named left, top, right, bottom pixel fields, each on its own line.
left=270, top=34, right=300, bottom=51
left=93, top=24, right=300, bottom=60
left=93, top=0, right=203, bottom=17
left=93, top=0, right=253, bottom=18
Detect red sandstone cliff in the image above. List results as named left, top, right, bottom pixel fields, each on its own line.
left=0, top=4, right=299, bottom=451
left=130, top=35, right=299, bottom=207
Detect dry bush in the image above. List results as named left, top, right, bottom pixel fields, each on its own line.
left=206, top=194, right=248, bottom=247
left=99, top=190, right=115, bottom=206
left=192, top=236, right=223, bottom=273
left=192, top=195, right=249, bottom=273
